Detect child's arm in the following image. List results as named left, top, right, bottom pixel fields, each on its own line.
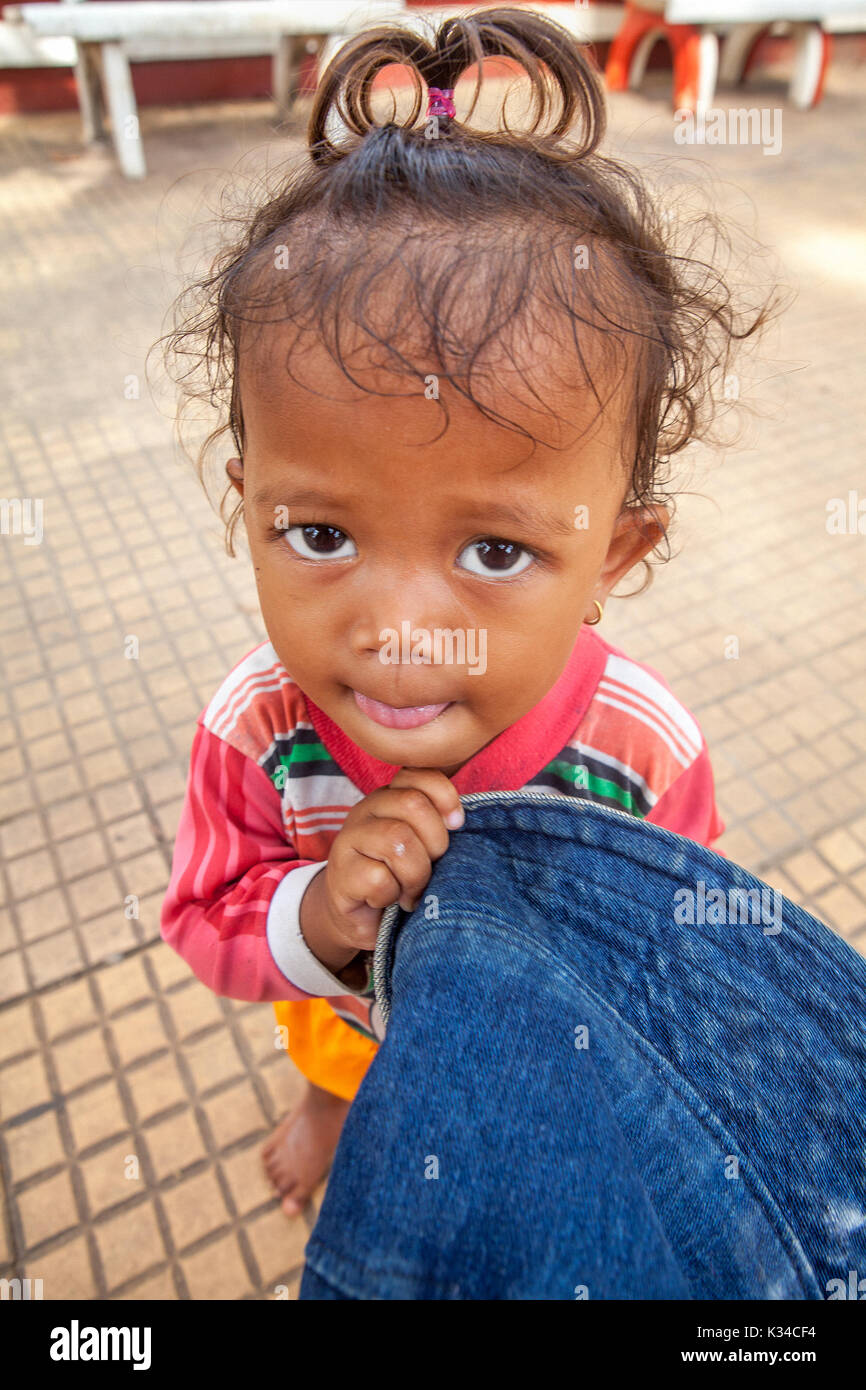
left=161, top=725, right=464, bottom=1003
left=160, top=721, right=366, bottom=1003
left=644, top=739, right=726, bottom=852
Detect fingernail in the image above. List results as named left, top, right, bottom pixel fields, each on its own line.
left=445, top=807, right=465, bottom=829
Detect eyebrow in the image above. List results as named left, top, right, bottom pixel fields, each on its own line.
left=472, top=500, right=577, bottom=538
left=251, top=486, right=576, bottom=538
left=251, top=486, right=356, bottom=512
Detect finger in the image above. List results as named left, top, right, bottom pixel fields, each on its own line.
left=363, top=788, right=451, bottom=861
left=388, top=767, right=465, bottom=830
left=333, top=852, right=402, bottom=917
left=354, top=819, right=432, bottom=904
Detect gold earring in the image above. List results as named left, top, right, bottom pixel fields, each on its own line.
left=586, top=599, right=604, bottom=626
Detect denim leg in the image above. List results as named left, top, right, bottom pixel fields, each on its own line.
left=298, top=1262, right=354, bottom=1301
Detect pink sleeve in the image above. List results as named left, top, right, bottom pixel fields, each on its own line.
left=644, top=743, right=726, bottom=853
left=160, top=722, right=320, bottom=1002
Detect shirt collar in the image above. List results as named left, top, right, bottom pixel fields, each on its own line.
left=301, top=625, right=608, bottom=796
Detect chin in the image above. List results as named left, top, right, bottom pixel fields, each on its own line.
left=356, top=728, right=463, bottom=767
left=347, top=714, right=477, bottom=769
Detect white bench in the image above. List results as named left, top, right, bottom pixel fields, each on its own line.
left=316, top=4, right=626, bottom=84
left=1, top=1, right=625, bottom=179
left=2, top=1, right=405, bottom=177
left=610, top=1, right=866, bottom=111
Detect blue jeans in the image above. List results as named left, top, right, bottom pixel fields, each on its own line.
left=300, top=790, right=866, bottom=1300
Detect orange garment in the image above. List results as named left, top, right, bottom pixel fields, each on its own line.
left=273, top=997, right=379, bottom=1102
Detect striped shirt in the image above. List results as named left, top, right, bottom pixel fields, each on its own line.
left=161, top=626, right=724, bottom=1040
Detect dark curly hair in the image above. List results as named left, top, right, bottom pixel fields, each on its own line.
left=162, top=4, right=784, bottom=575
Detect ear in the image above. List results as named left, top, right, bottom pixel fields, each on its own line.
left=225, top=457, right=244, bottom=497
left=585, top=505, right=669, bottom=619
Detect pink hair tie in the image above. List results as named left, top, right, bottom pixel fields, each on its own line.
left=427, top=86, right=456, bottom=120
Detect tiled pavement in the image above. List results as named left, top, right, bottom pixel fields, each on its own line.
left=1, top=57, right=865, bottom=1299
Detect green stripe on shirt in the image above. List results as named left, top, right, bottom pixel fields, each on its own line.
left=540, top=758, right=646, bottom=814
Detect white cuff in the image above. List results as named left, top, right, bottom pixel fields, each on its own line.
left=266, top=861, right=369, bottom=997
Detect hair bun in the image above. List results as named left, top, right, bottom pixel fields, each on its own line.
left=308, top=6, right=606, bottom=163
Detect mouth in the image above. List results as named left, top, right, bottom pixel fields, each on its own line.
left=351, top=688, right=454, bottom=730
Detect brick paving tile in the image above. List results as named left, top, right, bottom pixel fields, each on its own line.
left=245, top=1208, right=310, bottom=1289
left=44, top=978, right=99, bottom=1040
left=25, top=1236, right=98, bottom=1301
left=167, top=983, right=226, bottom=1041
left=182, top=1031, right=245, bottom=1095
left=0, top=1000, right=38, bottom=1062
left=18, top=1170, right=79, bottom=1250
left=203, top=1078, right=272, bottom=1151
left=181, top=1233, right=254, bottom=1301
left=142, top=1110, right=208, bottom=1183
left=65, top=1079, right=129, bottom=1153
left=79, top=912, right=141, bottom=967
left=109, top=1003, right=171, bottom=1068
left=125, top=1054, right=188, bottom=1124
left=93, top=956, right=151, bottom=1014
left=115, top=1268, right=178, bottom=1300
left=145, top=941, right=195, bottom=991
left=96, top=1203, right=166, bottom=1293
left=782, top=849, right=836, bottom=897
left=1, top=1052, right=52, bottom=1119
left=26, top=931, right=86, bottom=989
left=160, top=1168, right=231, bottom=1251
left=52, top=1028, right=113, bottom=1094
left=80, top=1139, right=145, bottom=1218
left=6, top=1110, right=66, bottom=1184
left=220, top=1145, right=278, bottom=1218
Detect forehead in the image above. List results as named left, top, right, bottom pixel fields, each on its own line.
left=237, top=314, right=634, bottom=493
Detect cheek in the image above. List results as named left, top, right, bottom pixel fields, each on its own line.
left=484, top=613, right=579, bottom=698
left=255, top=548, right=316, bottom=614
left=254, top=561, right=320, bottom=648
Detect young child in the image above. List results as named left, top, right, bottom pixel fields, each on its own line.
left=161, top=8, right=774, bottom=1218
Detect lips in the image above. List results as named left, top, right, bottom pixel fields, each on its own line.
left=352, top=689, right=453, bottom=729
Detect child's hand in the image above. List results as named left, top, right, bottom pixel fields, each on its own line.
left=301, top=768, right=464, bottom=970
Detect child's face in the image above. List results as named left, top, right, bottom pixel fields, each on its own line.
left=230, top=330, right=665, bottom=777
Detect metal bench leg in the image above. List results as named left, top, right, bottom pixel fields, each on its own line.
left=274, top=33, right=318, bottom=122
left=694, top=30, right=719, bottom=111
left=605, top=3, right=716, bottom=113
left=718, top=22, right=767, bottom=89
left=100, top=41, right=146, bottom=179
left=273, top=33, right=299, bottom=121
left=74, top=41, right=105, bottom=144
left=790, top=22, right=831, bottom=109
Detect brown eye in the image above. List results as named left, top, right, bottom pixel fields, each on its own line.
left=285, top=525, right=357, bottom=560
left=457, top=537, right=534, bottom=578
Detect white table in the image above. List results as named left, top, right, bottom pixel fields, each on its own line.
left=2, top=1, right=399, bottom=177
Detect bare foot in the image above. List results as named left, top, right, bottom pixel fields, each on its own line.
left=262, top=1081, right=351, bottom=1217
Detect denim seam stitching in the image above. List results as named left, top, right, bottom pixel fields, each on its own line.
left=456, top=792, right=858, bottom=994
left=457, top=826, right=866, bottom=1027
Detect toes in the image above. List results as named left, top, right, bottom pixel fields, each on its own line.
left=264, top=1161, right=294, bottom=1197
left=261, top=1116, right=293, bottom=1161
left=262, top=1144, right=296, bottom=1196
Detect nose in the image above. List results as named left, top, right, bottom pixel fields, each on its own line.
left=347, top=573, right=464, bottom=664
